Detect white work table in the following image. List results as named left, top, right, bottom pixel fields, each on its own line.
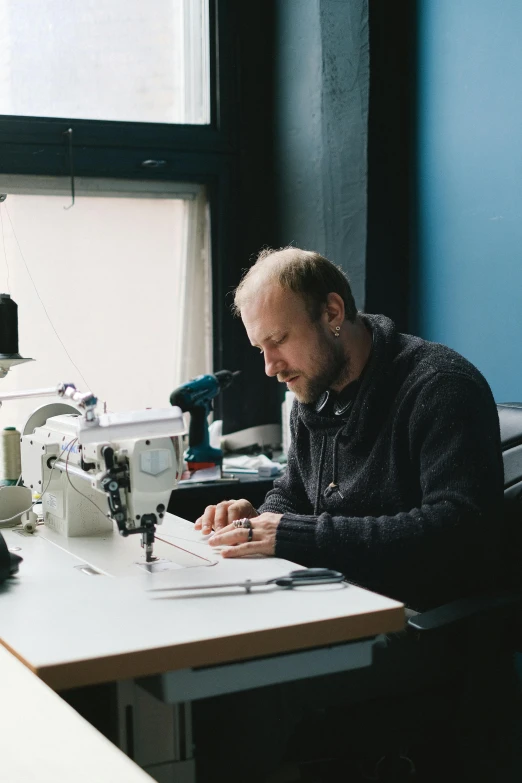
left=0, top=645, right=154, bottom=783
left=0, top=514, right=404, bottom=781
left=0, top=514, right=404, bottom=690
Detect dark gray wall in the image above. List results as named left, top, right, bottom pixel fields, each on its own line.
left=273, top=0, right=369, bottom=309
left=365, top=0, right=416, bottom=333
left=220, top=0, right=370, bottom=431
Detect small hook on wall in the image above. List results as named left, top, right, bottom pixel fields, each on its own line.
left=63, top=128, right=75, bottom=209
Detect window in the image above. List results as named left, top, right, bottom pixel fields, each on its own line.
left=0, top=178, right=211, bottom=428
left=0, top=1, right=238, bottom=428
left=0, top=0, right=210, bottom=125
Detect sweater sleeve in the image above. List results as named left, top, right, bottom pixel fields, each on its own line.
left=258, top=402, right=313, bottom=516
left=274, top=372, right=505, bottom=610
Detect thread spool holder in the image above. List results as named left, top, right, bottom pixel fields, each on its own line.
left=0, top=383, right=98, bottom=422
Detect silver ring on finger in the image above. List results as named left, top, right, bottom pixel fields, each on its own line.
left=233, top=518, right=252, bottom=530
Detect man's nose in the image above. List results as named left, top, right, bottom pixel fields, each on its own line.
left=264, top=350, right=285, bottom=377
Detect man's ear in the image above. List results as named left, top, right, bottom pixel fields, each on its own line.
left=323, top=292, right=345, bottom=329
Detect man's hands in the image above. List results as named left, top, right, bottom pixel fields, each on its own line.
left=210, top=513, right=282, bottom=557
left=195, top=499, right=259, bottom=534
left=194, top=499, right=282, bottom=558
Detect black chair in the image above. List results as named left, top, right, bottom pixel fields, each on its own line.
left=408, top=402, right=522, bottom=636
left=397, top=402, right=522, bottom=782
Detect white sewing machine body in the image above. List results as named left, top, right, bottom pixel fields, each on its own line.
left=20, top=407, right=186, bottom=558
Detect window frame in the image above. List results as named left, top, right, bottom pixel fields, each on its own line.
left=0, top=0, right=235, bottom=159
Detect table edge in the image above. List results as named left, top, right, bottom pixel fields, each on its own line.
left=3, top=603, right=404, bottom=690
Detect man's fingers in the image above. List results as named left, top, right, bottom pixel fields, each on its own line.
left=195, top=499, right=258, bottom=534
left=208, top=512, right=279, bottom=557
left=213, top=501, right=236, bottom=531
left=220, top=541, right=265, bottom=558
left=196, top=505, right=217, bottom=534
left=228, top=504, right=241, bottom=526
left=209, top=525, right=251, bottom=547
left=227, top=499, right=258, bottom=525
left=214, top=499, right=257, bottom=531
left=208, top=523, right=264, bottom=555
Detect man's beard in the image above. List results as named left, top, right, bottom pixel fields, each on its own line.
left=279, top=327, right=349, bottom=404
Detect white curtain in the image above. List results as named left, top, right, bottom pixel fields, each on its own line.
left=0, top=177, right=212, bottom=430
left=174, top=188, right=212, bottom=386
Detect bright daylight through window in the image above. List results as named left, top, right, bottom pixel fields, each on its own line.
left=0, top=0, right=210, bottom=124
left=0, top=180, right=212, bottom=430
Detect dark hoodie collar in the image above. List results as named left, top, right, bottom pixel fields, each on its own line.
left=299, top=314, right=399, bottom=442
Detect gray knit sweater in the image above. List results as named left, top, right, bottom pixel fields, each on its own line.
left=259, top=314, right=505, bottom=610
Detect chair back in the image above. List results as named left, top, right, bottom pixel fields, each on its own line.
left=498, top=403, right=522, bottom=502
left=498, top=404, right=522, bottom=593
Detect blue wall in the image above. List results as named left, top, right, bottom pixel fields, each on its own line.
left=415, top=0, right=522, bottom=401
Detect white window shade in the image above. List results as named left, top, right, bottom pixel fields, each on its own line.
left=0, top=178, right=212, bottom=430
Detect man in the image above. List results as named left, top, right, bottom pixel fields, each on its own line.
left=193, top=247, right=516, bottom=782
left=196, top=246, right=505, bottom=610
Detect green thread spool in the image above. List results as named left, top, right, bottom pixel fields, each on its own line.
left=0, top=427, right=22, bottom=487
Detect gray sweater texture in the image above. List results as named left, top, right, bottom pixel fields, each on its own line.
left=260, top=314, right=505, bottom=610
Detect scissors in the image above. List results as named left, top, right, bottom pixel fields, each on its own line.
left=148, top=568, right=345, bottom=594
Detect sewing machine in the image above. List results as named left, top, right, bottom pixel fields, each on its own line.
left=0, top=297, right=186, bottom=566
left=18, top=398, right=186, bottom=562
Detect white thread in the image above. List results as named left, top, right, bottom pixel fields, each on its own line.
left=0, top=427, right=21, bottom=485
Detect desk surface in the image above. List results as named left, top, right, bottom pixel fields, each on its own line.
left=0, top=645, right=153, bottom=783
left=0, top=515, right=404, bottom=690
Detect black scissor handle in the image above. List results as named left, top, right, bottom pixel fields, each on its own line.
left=272, top=568, right=345, bottom=588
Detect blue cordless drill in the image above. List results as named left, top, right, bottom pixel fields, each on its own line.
left=170, top=370, right=240, bottom=470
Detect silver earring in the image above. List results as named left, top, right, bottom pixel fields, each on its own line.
left=333, top=326, right=340, bottom=338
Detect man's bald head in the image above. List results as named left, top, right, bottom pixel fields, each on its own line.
left=233, top=247, right=357, bottom=323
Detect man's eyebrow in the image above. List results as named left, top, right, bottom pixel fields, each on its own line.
left=261, top=330, right=285, bottom=343
left=251, top=330, right=285, bottom=348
